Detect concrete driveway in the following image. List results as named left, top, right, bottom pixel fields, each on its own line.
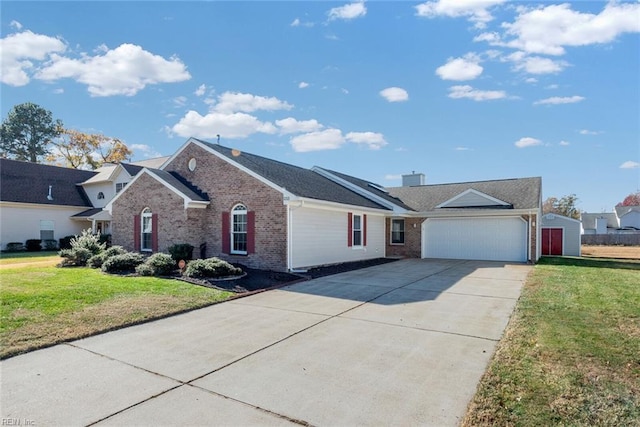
left=1, top=259, right=530, bottom=426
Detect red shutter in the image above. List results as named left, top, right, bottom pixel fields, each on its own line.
left=151, top=214, right=158, bottom=252
left=222, top=212, right=230, bottom=254
left=247, top=211, right=256, bottom=254
left=347, top=212, right=353, bottom=247
left=363, top=214, right=367, bottom=246
left=133, top=215, right=140, bottom=251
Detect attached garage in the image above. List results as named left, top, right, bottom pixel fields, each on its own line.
left=422, top=216, right=528, bottom=262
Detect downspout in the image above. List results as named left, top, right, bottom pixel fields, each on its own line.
left=286, top=204, right=292, bottom=271
left=527, top=214, right=532, bottom=263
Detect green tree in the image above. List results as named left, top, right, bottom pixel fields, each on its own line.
left=543, top=194, right=580, bottom=219
left=48, top=128, right=133, bottom=169
left=0, top=103, right=63, bottom=162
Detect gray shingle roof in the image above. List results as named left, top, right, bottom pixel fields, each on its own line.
left=387, top=177, right=542, bottom=211
left=1, top=158, right=96, bottom=207
left=145, top=168, right=209, bottom=202
left=196, top=140, right=389, bottom=210
left=317, top=168, right=416, bottom=211
left=71, top=208, right=104, bottom=218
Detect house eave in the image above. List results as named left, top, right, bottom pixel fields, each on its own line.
left=415, top=208, right=540, bottom=218
left=285, top=196, right=392, bottom=215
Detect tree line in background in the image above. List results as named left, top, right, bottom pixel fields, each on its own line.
left=0, top=102, right=132, bottom=169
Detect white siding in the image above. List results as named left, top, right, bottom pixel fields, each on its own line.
left=82, top=182, right=114, bottom=208
left=0, top=203, right=89, bottom=249
left=422, top=217, right=527, bottom=262
left=290, top=206, right=385, bottom=269
left=620, top=211, right=640, bottom=229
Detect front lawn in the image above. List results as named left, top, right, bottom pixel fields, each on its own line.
left=463, top=257, right=640, bottom=426
left=0, top=263, right=233, bottom=359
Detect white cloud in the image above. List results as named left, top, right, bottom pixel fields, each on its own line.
left=10, top=21, right=23, bottom=30
left=514, top=137, right=542, bottom=148
left=508, top=53, right=569, bottom=74
left=275, top=117, right=323, bottom=134
left=173, top=96, right=187, bottom=107
left=448, top=85, right=506, bottom=101
left=291, top=18, right=314, bottom=27
left=579, top=129, right=602, bottom=135
left=455, top=146, right=471, bottom=151
left=501, top=2, right=640, bottom=56
left=620, top=161, right=639, bottom=169
left=0, top=30, right=66, bottom=86
left=415, top=0, right=506, bottom=28
left=53, top=88, right=64, bottom=94
left=559, top=140, right=570, bottom=146
left=345, top=132, right=388, bottom=150
left=131, top=143, right=162, bottom=159
left=435, top=55, right=483, bottom=81
left=194, top=84, right=207, bottom=96
left=298, top=81, right=309, bottom=89
left=290, top=128, right=345, bottom=152
left=291, top=18, right=301, bottom=27
left=341, top=88, right=349, bottom=94
left=171, top=110, right=276, bottom=139
left=534, top=95, right=585, bottom=105
left=546, top=84, right=559, bottom=90
left=210, top=91, right=292, bottom=114
left=35, top=43, right=191, bottom=96
left=385, top=174, right=402, bottom=180
left=328, top=1, right=367, bottom=21
left=379, top=87, right=409, bottom=102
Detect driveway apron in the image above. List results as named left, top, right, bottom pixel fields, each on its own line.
left=1, top=259, right=530, bottom=426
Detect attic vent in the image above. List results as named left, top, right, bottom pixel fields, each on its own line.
left=368, top=183, right=388, bottom=193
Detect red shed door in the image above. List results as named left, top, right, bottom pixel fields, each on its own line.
left=542, top=228, right=563, bottom=255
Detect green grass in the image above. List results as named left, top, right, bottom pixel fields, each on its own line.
left=463, top=257, right=640, bottom=426
left=0, top=263, right=233, bottom=358
left=0, top=251, right=59, bottom=263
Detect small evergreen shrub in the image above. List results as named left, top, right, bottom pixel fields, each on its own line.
left=88, top=245, right=129, bottom=268
left=5, top=242, right=25, bottom=252
left=135, top=263, right=155, bottom=276
left=143, top=253, right=176, bottom=276
left=99, top=233, right=112, bottom=247
left=58, top=247, right=92, bottom=267
left=168, top=243, right=194, bottom=262
left=59, top=235, right=75, bottom=250
left=70, top=229, right=106, bottom=256
left=102, top=253, right=145, bottom=274
left=25, top=239, right=42, bottom=252
left=43, top=239, right=58, bottom=250
left=184, top=257, right=243, bottom=279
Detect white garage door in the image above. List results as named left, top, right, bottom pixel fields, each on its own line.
left=422, top=217, right=527, bottom=262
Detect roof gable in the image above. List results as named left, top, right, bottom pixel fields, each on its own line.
left=106, top=168, right=209, bottom=211
left=388, top=177, right=541, bottom=212
left=436, top=189, right=511, bottom=209
left=0, top=158, right=96, bottom=207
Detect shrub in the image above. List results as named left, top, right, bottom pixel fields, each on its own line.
left=143, top=253, right=176, bottom=276
left=168, top=243, right=194, bottom=262
left=184, top=257, right=243, bottom=279
left=43, top=239, right=58, bottom=250
left=102, top=252, right=145, bottom=274
left=4, top=242, right=25, bottom=252
left=87, top=245, right=128, bottom=269
left=59, top=235, right=75, bottom=250
left=70, top=229, right=106, bottom=255
left=58, top=247, right=92, bottom=267
left=25, top=239, right=42, bottom=252
left=99, top=233, right=112, bottom=247
left=135, top=263, right=155, bottom=276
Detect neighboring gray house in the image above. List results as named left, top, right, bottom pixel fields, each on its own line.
left=540, top=213, right=581, bottom=257
left=581, top=206, right=640, bottom=235
left=615, top=205, right=640, bottom=230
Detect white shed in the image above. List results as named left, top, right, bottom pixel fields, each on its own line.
left=540, top=213, right=581, bottom=257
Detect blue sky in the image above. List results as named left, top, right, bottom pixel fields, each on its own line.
left=1, top=1, right=639, bottom=212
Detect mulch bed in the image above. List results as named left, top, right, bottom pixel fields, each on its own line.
left=181, top=258, right=398, bottom=293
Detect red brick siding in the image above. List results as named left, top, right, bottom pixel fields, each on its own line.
left=385, top=217, right=423, bottom=258
left=163, top=143, right=288, bottom=271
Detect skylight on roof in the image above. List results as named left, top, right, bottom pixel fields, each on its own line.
left=368, top=182, right=388, bottom=193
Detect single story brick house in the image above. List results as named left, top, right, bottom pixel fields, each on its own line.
left=106, top=138, right=542, bottom=271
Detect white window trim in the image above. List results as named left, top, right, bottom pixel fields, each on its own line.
left=390, top=218, right=405, bottom=245
left=352, top=213, right=363, bottom=248
left=231, top=204, right=248, bottom=255
left=141, top=208, right=152, bottom=252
